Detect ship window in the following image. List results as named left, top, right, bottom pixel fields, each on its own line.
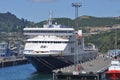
left=24, top=30, right=74, bottom=34
left=27, top=41, right=69, bottom=44
left=32, top=41, right=38, bottom=43
left=64, top=41, right=68, bottom=43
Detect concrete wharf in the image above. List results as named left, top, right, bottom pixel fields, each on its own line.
left=53, top=56, right=112, bottom=80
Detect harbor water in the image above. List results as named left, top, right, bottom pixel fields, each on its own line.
left=0, top=64, right=108, bottom=80
left=0, top=64, right=53, bottom=80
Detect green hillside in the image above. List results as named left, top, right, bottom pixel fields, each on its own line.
left=85, top=29, right=120, bottom=53
left=34, top=18, right=74, bottom=28
left=0, top=12, right=120, bottom=32
left=0, top=12, right=33, bottom=32
left=35, top=16, right=120, bottom=30
left=75, top=16, right=120, bottom=28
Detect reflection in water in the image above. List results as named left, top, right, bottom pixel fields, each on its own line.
left=0, top=64, right=52, bottom=80
left=27, top=73, right=52, bottom=80
left=0, top=64, right=108, bottom=80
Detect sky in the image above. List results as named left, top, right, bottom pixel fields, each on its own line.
left=0, top=0, right=120, bottom=22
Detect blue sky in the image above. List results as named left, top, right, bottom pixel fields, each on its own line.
left=0, top=0, right=120, bottom=22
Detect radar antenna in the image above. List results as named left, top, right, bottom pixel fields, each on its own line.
left=48, top=10, right=53, bottom=25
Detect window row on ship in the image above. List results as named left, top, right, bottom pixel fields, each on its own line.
left=24, top=30, right=73, bottom=33
left=26, top=41, right=75, bottom=44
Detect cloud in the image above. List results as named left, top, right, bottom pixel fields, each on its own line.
left=31, top=0, right=56, bottom=2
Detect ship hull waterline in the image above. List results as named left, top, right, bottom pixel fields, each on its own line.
left=25, top=54, right=75, bottom=72
left=25, top=55, right=92, bottom=73
left=24, top=51, right=98, bottom=73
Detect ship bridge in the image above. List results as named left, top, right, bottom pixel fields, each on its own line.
left=23, top=28, right=74, bottom=36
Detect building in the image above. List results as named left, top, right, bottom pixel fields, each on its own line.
left=0, top=42, right=8, bottom=57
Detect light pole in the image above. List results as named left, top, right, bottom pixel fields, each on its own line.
left=72, top=2, right=82, bottom=71
left=72, top=2, right=82, bottom=18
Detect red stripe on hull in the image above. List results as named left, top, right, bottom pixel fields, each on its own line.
left=105, top=70, right=120, bottom=79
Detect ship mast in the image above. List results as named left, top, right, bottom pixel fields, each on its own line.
left=48, top=10, right=53, bottom=25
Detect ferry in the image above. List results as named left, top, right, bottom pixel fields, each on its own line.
left=105, top=58, right=120, bottom=80
left=23, top=15, right=98, bottom=72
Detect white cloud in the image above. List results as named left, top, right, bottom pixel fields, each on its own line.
left=31, top=0, right=56, bottom=2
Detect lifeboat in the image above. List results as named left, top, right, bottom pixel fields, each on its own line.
left=105, top=59, right=120, bottom=80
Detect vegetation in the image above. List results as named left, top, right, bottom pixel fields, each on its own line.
left=0, top=12, right=120, bottom=32
left=85, top=29, right=120, bottom=53
left=75, top=16, right=120, bottom=28
left=0, top=12, right=33, bottom=32
left=35, top=16, right=120, bottom=30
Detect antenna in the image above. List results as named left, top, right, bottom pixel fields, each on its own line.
left=72, top=2, right=82, bottom=18
left=49, top=10, right=53, bottom=20
left=48, top=10, right=53, bottom=25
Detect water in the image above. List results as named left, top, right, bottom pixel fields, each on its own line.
left=0, top=64, right=108, bottom=80
left=0, top=64, right=53, bottom=80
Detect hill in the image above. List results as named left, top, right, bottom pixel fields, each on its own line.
left=85, top=29, right=120, bottom=53
left=0, top=12, right=120, bottom=32
left=76, top=16, right=120, bottom=28
left=35, top=15, right=120, bottom=30
left=34, top=18, right=74, bottom=28
left=0, top=12, right=33, bottom=32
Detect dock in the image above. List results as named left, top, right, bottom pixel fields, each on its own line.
left=53, top=56, right=112, bottom=80
left=0, top=58, right=29, bottom=68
